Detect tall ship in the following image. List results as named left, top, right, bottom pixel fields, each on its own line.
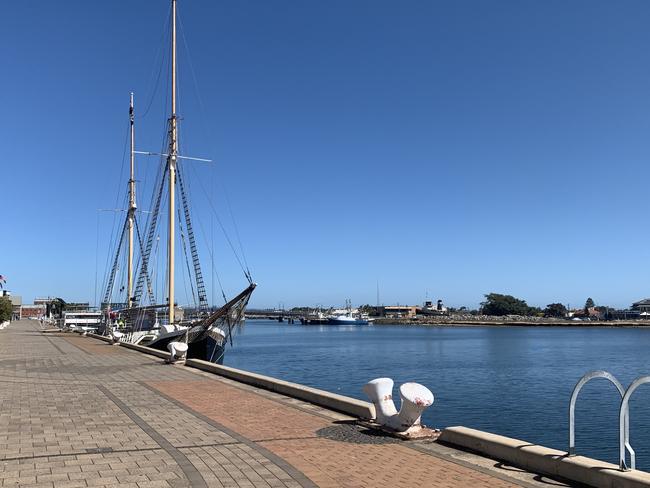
left=100, top=0, right=255, bottom=364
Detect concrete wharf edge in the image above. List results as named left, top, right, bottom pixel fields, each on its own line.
left=440, top=426, right=650, bottom=488
left=84, top=331, right=650, bottom=488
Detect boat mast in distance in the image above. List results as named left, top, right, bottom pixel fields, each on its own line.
left=127, top=92, right=137, bottom=308
left=168, top=0, right=178, bottom=324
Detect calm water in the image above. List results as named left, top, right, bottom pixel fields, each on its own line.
left=225, top=320, right=650, bottom=469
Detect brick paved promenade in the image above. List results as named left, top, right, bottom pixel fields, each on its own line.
left=0, top=320, right=571, bottom=487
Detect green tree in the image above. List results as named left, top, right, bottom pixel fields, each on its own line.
left=595, top=305, right=613, bottom=320
left=0, top=297, right=12, bottom=322
left=481, top=293, right=534, bottom=316
left=584, top=297, right=595, bottom=314
left=544, top=303, right=567, bottom=318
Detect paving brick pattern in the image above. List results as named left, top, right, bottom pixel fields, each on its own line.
left=151, top=380, right=523, bottom=488
left=0, top=322, right=305, bottom=487
left=0, top=320, right=536, bottom=487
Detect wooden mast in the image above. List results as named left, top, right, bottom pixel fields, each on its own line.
left=168, top=0, right=178, bottom=324
left=127, top=93, right=136, bottom=308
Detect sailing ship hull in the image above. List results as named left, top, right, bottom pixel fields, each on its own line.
left=189, top=336, right=225, bottom=364
left=147, top=330, right=226, bottom=364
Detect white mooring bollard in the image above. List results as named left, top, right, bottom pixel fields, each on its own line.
left=363, top=377, right=434, bottom=434
left=110, top=329, right=123, bottom=345
left=167, top=341, right=188, bottom=364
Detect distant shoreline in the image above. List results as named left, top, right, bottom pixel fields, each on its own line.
left=246, top=316, right=650, bottom=328
left=370, top=318, right=650, bottom=328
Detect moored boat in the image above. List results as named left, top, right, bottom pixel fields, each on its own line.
left=326, top=314, right=369, bottom=326
left=100, top=0, right=255, bottom=363
left=326, top=300, right=369, bottom=325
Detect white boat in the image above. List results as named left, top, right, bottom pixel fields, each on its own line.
left=327, top=314, right=369, bottom=325
left=326, top=300, right=369, bottom=325
left=63, top=311, right=101, bottom=332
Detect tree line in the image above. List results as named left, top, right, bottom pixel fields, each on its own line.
left=481, top=293, right=601, bottom=317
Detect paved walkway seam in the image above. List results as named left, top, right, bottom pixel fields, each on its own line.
left=97, top=384, right=208, bottom=488
left=0, top=445, right=165, bottom=463
left=139, top=380, right=318, bottom=488
left=42, top=334, right=69, bottom=355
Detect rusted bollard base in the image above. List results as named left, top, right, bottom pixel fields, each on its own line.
left=357, top=420, right=440, bottom=440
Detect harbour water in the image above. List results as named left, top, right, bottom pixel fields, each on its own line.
left=226, top=320, right=650, bottom=469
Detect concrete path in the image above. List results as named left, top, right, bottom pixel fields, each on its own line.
left=0, top=320, right=572, bottom=487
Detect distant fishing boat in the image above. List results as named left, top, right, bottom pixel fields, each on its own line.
left=327, top=315, right=369, bottom=326
left=300, top=310, right=329, bottom=325
left=326, top=300, right=369, bottom=325
left=101, top=0, right=255, bottom=364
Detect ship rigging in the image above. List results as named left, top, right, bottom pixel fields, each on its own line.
left=100, top=0, right=255, bottom=364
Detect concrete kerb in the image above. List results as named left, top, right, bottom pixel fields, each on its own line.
left=88, top=333, right=112, bottom=343
left=85, top=333, right=376, bottom=419
left=439, top=426, right=650, bottom=488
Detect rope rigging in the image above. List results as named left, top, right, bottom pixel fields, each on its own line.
left=177, top=206, right=198, bottom=309
left=102, top=218, right=128, bottom=306
left=102, top=1, right=254, bottom=315
left=187, top=160, right=253, bottom=284
left=137, top=5, right=172, bottom=120
left=133, top=216, right=155, bottom=304
left=100, top=120, right=130, bottom=306
left=133, top=158, right=168, bottom=305
left=177, top=9, right=253, bottom=285
left=177, top=161, right=209, bottom=310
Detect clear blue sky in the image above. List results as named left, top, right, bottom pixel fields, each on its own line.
left=3, top=0, right=650, bottom=310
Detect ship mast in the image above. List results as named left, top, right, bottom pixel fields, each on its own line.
left=168, top=0, right=178, bottom=324
left=127, top=93, right=137, bottom=308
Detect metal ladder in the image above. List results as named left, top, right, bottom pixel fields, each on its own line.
left=568, top=370, right=650, bottom=470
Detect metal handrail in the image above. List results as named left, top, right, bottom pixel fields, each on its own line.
left=568, top=371, right=627, bottom=457
left=618, top=376, right=650, bottom=470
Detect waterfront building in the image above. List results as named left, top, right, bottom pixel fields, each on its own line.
left=632, top=298, right=650, bottom=314
left=21, top=304, right=45, bottom=319
left=384, top=305, right=418, bottom=318
left=420, top=299, right=448, bottom=315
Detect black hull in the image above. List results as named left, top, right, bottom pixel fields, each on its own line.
left=147, top=331, right=225, bottom=365
left=300, top=318, right=329, bottom=325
